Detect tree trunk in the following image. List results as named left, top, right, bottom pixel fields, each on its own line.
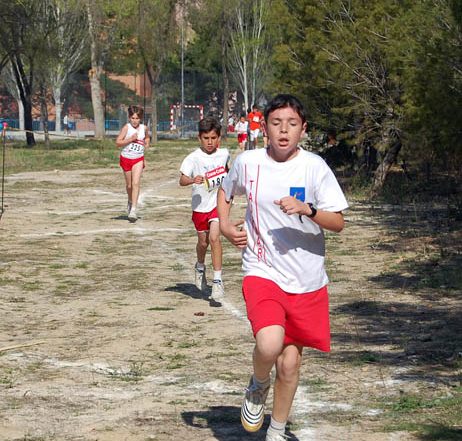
left=11, top=57, right=35, bottom=146
left=53, top=86, right=63, bottom=133
left=4, top=66, right=25, bottom=130
left=23, top=99, right=35, bottom=146
left=86, top=2, right=105, bottom=139
left=18, top=100, right=24, bottom=130
left=88, top=67, right=105, bottom=138
left=146, top=64, right=160, bottom=144
left=242, top=54, right=249, bottom=112
left=372, top=136, right=402, bottom=193
left=221, top=32, right=229, bottom=140
left=150, top=86, right=158, bottom=144
left=39, top=85, right=50, bottom=148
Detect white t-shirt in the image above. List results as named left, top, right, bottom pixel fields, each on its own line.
left=180, top=147, right=230, bottom=213
left=120, top=123, right=147, bottom=159
left=235, top=121, right=248, bottom=135
left=221, top=148, right=349, bottom=293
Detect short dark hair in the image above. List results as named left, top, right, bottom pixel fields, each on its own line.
left=264, top=94, right=307, bottom=125
left=198, top=116, right=221, bottom=136
left=128, top=105, right=144, bottom=119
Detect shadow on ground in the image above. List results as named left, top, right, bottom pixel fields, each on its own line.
left=333, top=202, right=461, bottom=372
left=365, top=203, right=461, bottom=297
left=165, top=283, right=207, bottom=300
left=181, top=406, right=300, bottom=440
left=333, top=299, right=461, bottom=370
left=165, top=283, right=224, bottom=308
left=329, top=201, right=461, bottom=439
left=417, top=425, right=462, bottom=441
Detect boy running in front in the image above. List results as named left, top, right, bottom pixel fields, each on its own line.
left=180, top=117, right=230, bottom=302
left=218, top=94, right=348, bottom=440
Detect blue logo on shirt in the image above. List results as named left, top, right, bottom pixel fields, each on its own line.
left=290, top=187, right=305, bottom=202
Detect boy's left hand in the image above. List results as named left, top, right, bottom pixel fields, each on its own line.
left=274, top=196, right=308, bottom=216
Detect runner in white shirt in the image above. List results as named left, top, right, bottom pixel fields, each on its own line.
left=218, top=94, right=348, bottom=441
left=234, top=114, right=249, bottom=151
left=180, top=117, right=230, bottom=304
left=116, top=105, right=150, bottom=222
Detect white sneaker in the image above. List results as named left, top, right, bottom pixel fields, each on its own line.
left=211, top=280, right=225, bottom=300
left=194, top=264, right=207, bottom=291
left=266, top=431, right=290, bottom=441
left=128, top=208, right=137, bottom=222
left=241, top=375, right=270, bottom=432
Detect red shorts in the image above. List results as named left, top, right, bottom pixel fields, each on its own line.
left=192, top=208, right=219, bottom=232
left=119, top=156, right=145, bottom=172
left=237, top=133, right=248, bottom=143
left=242, top=276, right=330, bottom=351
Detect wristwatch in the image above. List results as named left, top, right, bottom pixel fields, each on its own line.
left=307, top=202, right=317, bottom=218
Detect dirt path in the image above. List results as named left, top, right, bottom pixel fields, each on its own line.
left=0, top=148, right=459, bottom=440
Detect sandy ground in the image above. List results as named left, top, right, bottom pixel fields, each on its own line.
left=0, top=147, right=459, bottom=440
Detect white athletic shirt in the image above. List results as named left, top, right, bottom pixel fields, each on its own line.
left=180, top=147, right=230, bottom=213
left=120, top=123, right=147, bottom=159
left=235, top=121, right=248, bottom=135
left=221, top=148, right=349, bottom=293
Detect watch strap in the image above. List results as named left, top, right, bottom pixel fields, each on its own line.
left=307, top=202, right=317, bottom=218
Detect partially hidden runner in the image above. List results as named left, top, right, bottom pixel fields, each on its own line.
left=179, top=117, right=230, bottom=303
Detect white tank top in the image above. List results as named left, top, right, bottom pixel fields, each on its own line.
left=120, top=123, right=146, bottom=159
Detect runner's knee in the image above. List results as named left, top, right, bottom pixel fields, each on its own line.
left=276, top=348, right=302, bottom=381
left=255, top=328, right=285, bottom=362
left=209, top=231, right=221, bottom=246
left=197, top=234, right=208, bottom=249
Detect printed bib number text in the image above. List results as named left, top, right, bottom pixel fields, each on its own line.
left=129, top=140, right=145, bottom=153
left=204, top=166, right=227, bottom=192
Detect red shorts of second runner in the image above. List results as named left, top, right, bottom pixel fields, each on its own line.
left=119, top=156, right=145, bottom=172
left=238, top=133, right=248, bottom=143
left=242, top=276, right=330, bottom=352
left=192, top=208, right=219, bottom=232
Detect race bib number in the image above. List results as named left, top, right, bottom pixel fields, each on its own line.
left=204, top=166, right=227, bottom=192
left=128, top=140, right=145, bottom=154
left=252, top=116, right=260, bottom=122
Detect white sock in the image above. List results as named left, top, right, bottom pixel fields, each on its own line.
left=267, top=416, right=286, bottom=436
left=196, top=262, right=205, bottom=271
left=213, top=270, right=222, bottom=281
left=253, top=374, right=270, bottom=387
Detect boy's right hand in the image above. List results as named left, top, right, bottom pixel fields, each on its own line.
left=220, top=219, right=247, bottom=249
left=193, top=175, right=204, bottom=184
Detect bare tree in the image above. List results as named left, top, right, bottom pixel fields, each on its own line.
left=32, top=0, right=64, bottom=146
left=0, top=63, right=25, bottom=130
left=221, top=5, right=231, bottom=139
left=138, top=0, right=178, bottom=144
left=48, top=0, right=88, bottom=133
left=0, top=1, right=86, bottom=141
left=0, top=1, right=49, bottom=146
left=228, top=0, right=270, bottom=110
